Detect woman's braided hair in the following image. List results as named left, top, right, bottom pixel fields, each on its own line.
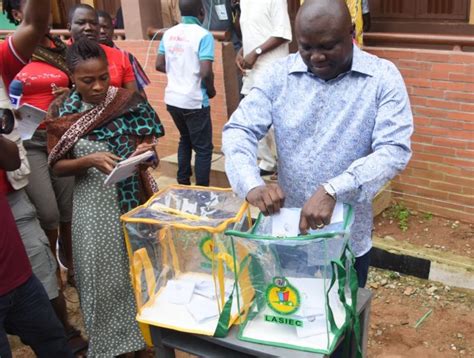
left=66, top=37, right=107, bottom=73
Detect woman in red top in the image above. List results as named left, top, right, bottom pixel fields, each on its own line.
left=9, top=1, right=74, bottom=276
left=6, top=0, right=87, bottom=355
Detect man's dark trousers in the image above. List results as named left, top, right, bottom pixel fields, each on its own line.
left=0, top=275, right=72, bottom=358
left=167, top=105, right=214, bottom=186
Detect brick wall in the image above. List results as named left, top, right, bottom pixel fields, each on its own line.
left=117, top=41, right=474, bottom=222
left=365, top=48, right=473, bottom=223
left=115, top=40, right=237, bottom=158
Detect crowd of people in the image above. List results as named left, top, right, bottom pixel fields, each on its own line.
left=0, top=0, right=412, bottom=357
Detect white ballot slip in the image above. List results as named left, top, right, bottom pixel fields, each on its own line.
left=186, top=294, right=220, bottom=323
left=271, top=203, right=344, bottom=237
left=15, top=104, right=46, bottom=140
left=162, top=280, right=195, bottom=305
left=296, top=316, right=328, bottom=338
left=104, top=150, right=154, bottom=186
left=271, top=208, right=301, bottom=237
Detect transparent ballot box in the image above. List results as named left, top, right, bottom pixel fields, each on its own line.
left=225, top=205, right=362, bottom=355
left=121, top=185, right=249, bottom=337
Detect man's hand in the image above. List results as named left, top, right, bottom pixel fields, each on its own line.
left=299, top=186, right=336, bottom=234
left=207, top=86, right=216, bottom=99
left=243, top=50, right=258, bottom=70
left=235, top=48, right=245, bottom=73
left=246, top=184, right=285, bottom=216
left=87, top=152, right=120, bottom=175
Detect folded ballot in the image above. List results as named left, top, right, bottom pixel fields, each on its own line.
left=160, top=280, right=195, bottom=305
left=186, top=294, right=220, bottom=323
left=137, top=272, right=241, bottom=334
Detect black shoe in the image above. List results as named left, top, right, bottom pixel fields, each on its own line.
left=259, top=169, right=275, bottom=177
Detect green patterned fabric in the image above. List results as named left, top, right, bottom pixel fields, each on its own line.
left=58, top=90, right=164, bottom=213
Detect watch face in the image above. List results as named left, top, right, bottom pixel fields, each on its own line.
left=256, top=48, right=262, bottom=55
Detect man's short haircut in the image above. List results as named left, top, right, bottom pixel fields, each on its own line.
left=68, top=3, right=97, bottom=24
left=66, top=37, right=107, bottom=73
left=97, top=10, right=113, bottom=24
left=179, top=0, right=202, bottom=17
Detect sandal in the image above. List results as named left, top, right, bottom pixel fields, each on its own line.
left=66, top=328, right=88, bottom=357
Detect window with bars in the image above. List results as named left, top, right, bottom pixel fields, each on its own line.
left=369, top=0, right=470, bottom=21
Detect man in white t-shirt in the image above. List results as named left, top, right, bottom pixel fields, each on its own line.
left=156, top=0, right=216, bottom=187
left=235, top=0, right=292, bottom=176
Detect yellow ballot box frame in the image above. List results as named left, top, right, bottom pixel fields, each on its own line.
left=121, top=185, right=250, bottom=342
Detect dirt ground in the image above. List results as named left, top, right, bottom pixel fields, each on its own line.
left=367, top=268, right=473, bottom=357
left=373, top=203, right=474, bottom=259
left=10, top=206, right=474, bottom=358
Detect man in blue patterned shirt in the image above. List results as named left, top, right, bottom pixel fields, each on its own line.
left=222, top=0, right=413, bottom=287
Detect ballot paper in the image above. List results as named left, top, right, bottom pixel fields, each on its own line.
left=271, top=203, right=344, bottom=237
left=181, top=276, right=233, bottom=301
left=161, top=280, right=195, bottom=305
left=193, top=279, right=233, bottom=300
left=15, top=104, right=46, bottom=140
left=296, top=316, right=328, bottom=338
left=186, top=294, right=220, bottom=323
left=104, top=150, right=154, bottom=186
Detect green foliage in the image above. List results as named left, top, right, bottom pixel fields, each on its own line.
left=422, top=212, right=433, bottom=221
left=389, top=202, right=411, bottom=232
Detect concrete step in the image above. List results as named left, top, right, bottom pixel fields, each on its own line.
left=155, top=153, right=230, bottom=188
left=372, top=235, right=474, bottom=290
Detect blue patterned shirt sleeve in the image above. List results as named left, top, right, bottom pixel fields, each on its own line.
left=222, top=46, right=413, bottom=257
left=326, top=59, right=413, bottom=204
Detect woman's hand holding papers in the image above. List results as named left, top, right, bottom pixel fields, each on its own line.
left=87, top=152, right=120, bottom=175
left=131, top=142, right=159, bottom=169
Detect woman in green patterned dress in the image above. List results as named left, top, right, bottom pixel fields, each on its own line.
left=45, top=38, right=164, bottom=358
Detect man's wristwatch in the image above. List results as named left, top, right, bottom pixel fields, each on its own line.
left=255, top=47, right=263, bottom=56
left=322, top=183, right=337, bottom=201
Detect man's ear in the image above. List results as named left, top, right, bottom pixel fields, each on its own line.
left=67, top=22, right=72, bottom=31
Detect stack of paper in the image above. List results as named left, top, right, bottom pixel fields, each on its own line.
left=139, top=273, right=237, bottom=328
left=104, top=150, right=154, bottom=186
left=186, top=294, right=220, bottom=323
